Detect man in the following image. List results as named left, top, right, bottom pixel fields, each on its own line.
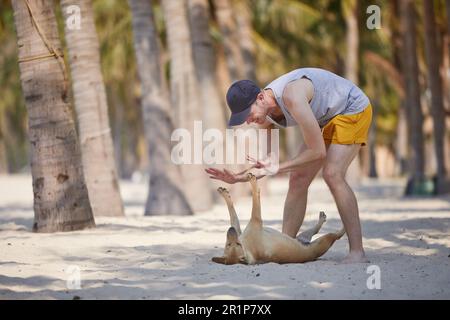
left=206, top=67, right=372, bottom=263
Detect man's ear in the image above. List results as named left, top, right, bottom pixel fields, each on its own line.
left=257, top=91, right=265, bottom=101
left=212, top=256, right=227, bottom=264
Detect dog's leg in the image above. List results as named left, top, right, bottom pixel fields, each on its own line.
left=247, top=173, right=262, bottom=227
left=307, top=228, right=346, bottom=260
left=217, top=187, right=242, bottom=235
left=296, top=211, right=327, bottom=244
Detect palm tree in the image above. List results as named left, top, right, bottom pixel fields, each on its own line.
left=128, top=0, right=192, bottom=215
left=0, top=133, right=7, bottom=173
left=342, top=0, right=361, bottom=184
left=60, top=0, right=124, bottom=217
left=423, top=0, right=448, bottom=194
left=343, top=0, right=359, bottom=84
left=212, top=0, right=245, bottom=81
left=187, top=0, right=226, bottom=131
left=162, top=0, right=213, bottom=212
left=188, top=0, right=237, bottom=197
left=400, top=0, right=425, bottom=195
left=11, top=0, right=95, bottom=232
left=391, top=0, right=409, bottom=176
left=446, top=0, right=450, bottom=62
left=234, top=0, right=257, bottom=81
left=90, top=0, right=142, bottom=179
left=0, top=111, right=7, bottom=172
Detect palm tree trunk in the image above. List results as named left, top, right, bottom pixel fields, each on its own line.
left=162, top=0, right=213, bottom=212
left=188, top=0, right=241, bottom=199
left=129, top=0, right=192, bottom=215
left=213, top=0, right=245, bottom=81
left=368, top=98, right=378, bottom=178
left=343, top=0, right=359, bottom=84
left=423, top=0, right=448, bottom=194
left=0, top=136, right=7, bottom=173
left=342, top=0, right=361, bottom=185
left=234, top=0, right=257, bottom=81
left=446, top=0, right=450, bottom=62
left=215, top=44, right=232, bottom=120
left=400, top=0, right=425, bottom=195
left=187, top=0, right=226, bottom=131
left=0, top=116, right=8, bottom=173
left=391, top=0, right=409, bottom=176
left=12, top=0, right=95, bottom=232
left=61, top=0, right=124, bottom=217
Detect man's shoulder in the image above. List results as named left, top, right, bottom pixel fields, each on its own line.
left=282, top=78, right=314, bottom=104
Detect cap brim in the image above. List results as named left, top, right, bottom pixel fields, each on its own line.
left=228, top=107, right=251, bottom=127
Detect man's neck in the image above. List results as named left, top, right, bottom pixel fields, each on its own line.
left=264, top=89, right=284, bottom=118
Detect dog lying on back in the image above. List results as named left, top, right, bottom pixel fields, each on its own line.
left=212, top=173, right=345, bottom=265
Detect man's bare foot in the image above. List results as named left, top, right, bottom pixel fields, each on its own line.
left=341, top=251, right=369, bottom=264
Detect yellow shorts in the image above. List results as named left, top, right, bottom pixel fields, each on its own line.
left=322, top=104, right=372, bottom=146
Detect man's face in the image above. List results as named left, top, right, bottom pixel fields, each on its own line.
left=246, top=92, right=269, bottom=125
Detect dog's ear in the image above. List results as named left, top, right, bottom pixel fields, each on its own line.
left=212, top=256, right=226, bottom=264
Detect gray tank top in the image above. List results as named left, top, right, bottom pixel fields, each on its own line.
left=264, top=68, right=370, bottom=128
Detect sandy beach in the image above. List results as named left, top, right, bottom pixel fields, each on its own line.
left=0, top=174, right=449, bottom=300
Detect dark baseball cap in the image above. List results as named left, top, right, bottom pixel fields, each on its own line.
left=226, top=80, right=261, bottom=126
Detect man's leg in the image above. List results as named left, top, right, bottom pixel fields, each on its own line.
left=322, top=143, right=368, bottom=263
left=282, top=143, right=324, bottom=238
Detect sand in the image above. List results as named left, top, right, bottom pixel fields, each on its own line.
left=0, top=174, right=449, bottom=300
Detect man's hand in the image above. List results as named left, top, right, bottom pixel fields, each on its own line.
left=205, top=168, right=245, bottom=184
left=205, top=167, right=266, bottom=184
left=246, top=155, right=270, bottom=169
left=246, top=153, right=279, bottom=175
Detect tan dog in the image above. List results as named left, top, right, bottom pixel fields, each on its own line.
left=212, top=173, right=345, bottom=265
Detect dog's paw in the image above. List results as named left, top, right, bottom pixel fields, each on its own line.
left=217, top=187, right=230, bottom=198
left=217, top=186, right=227, bottom=193
left=319, top=211, right=327, bottom=222
left=246, top=173, right=256, bottom=182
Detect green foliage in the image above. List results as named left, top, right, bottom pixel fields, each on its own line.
left=0, top=0, right=28, bottom=171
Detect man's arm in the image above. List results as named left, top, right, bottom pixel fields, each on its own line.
left=276, top=79, right=326, bottom=174
left=251, top=120, right=274, bottom=155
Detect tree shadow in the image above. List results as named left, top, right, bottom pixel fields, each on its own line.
left=0, top=203, right=34, bottom=230
left=0, top=275, right=59, bottom=287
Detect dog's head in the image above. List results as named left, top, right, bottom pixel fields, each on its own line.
left=212, top=227, right=247, bottom=265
